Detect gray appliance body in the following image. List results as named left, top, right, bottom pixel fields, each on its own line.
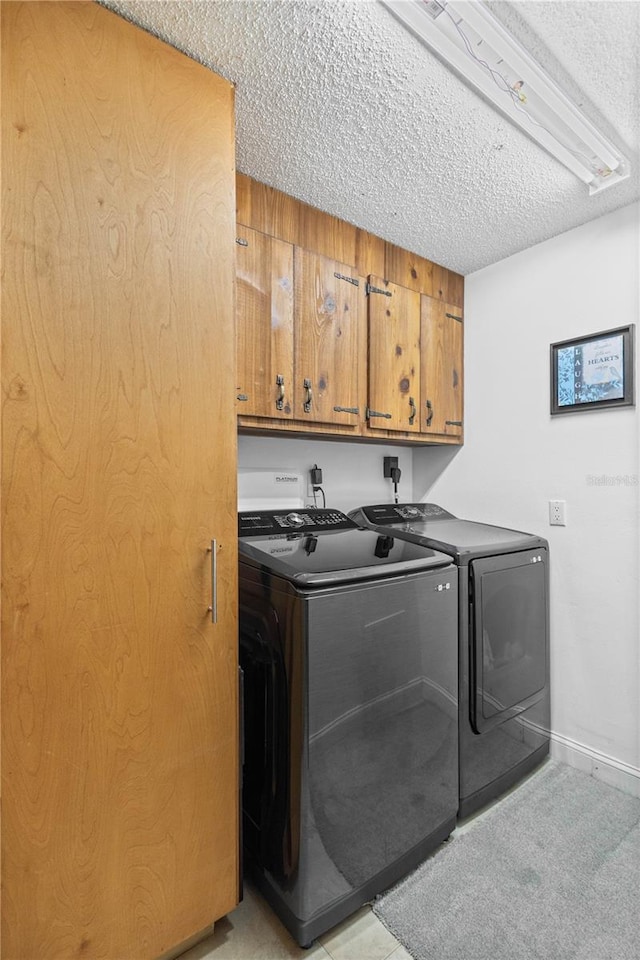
left=349, top=503, right=550, bottom=819
left=238, top=509, right=458, bottom=946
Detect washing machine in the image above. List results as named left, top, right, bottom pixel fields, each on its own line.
left=238, top=507, right=458, bottom=946
left=349, top=503, right=550, bottom=819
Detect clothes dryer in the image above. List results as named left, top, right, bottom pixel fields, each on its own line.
left=239, top=508, right=458, bottom=946
left=349, top=503, right=550, bottom=819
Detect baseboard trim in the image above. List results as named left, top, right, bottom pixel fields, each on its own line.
left=550, top=731, right=640, bottom=798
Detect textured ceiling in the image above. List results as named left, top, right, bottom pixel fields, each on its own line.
left=99, top=0, right=640, bottom=276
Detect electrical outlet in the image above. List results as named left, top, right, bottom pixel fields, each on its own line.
left=549, top=500, right=567, bottom=526
left=383, top=456, right=399, bottom=479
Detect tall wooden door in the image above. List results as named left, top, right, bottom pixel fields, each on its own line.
left=294, top=249, right=363, bottom=425
left=1, top=4, right=239, bottom=959
left=235, top=226, right=294, bottom=418
left=367, top=277, right=421, bottom=433
left=421, top=297, right=464, bottom=437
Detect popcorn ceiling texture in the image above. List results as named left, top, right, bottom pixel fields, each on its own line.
left=100, top=0, right=639, bottom=276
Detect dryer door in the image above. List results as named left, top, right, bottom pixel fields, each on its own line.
left=469, top=548, right=548, bottom=734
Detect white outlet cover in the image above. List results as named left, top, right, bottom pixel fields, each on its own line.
left=549, top=500, right=567, bottom=526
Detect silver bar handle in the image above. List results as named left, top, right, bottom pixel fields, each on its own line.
left=207, top=539, right=217, bottom=623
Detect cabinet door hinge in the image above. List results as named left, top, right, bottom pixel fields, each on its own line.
left=366, top=407, right=392, bottom=420
left=334, top=272, right=359, bottom=287
left=333, top=405, right=360, bottom=415
left=446, top=312, right=463, bottom=322
left=366, top=282, right=392, bottom=298
left=445, top=420, right=463, bottom=426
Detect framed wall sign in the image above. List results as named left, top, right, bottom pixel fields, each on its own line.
left=550, top=324, right=635, bottom=415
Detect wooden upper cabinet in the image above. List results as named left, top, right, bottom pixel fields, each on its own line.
left=421, top=297, right=464, bottom=438
left=236, top=226, right=294, bottom=418
left=367, top=277, right=421, bottom=433
left=294, top=249, right=363, bottom=425
left=234, top=175, right=464, bottom=445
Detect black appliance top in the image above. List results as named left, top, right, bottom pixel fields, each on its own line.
left=238, top=508, right=453, bottom=586
left=349, top=503, right=548, bottom=564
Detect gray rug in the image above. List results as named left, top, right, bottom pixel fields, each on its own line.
left=374, top=760, right=640, bottom=960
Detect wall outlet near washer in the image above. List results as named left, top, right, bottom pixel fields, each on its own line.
left=549, top=500, right=567, bottom=526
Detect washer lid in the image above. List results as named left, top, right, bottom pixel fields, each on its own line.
left=238, top=524, right=453, bottom=586
left=350, top=503, right=547, bottom=561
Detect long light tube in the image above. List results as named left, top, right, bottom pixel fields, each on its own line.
left=381, top=0, right=629, bottom=194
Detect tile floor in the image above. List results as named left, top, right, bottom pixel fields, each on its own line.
left=179, top=880, right=412, bottom=960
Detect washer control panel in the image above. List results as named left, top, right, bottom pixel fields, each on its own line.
left=239, top=509, right=356, bottom=537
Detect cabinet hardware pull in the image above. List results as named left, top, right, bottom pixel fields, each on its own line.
left=333, top=405, right=359, bottom=415
left=366, top=282, right=392, bottom=298
left=446, top=312, right=463, bottom=322
left=207, top=540, right=217, bottom=624
left=237, top=393, right=248, bottom=402
left=366, top=407, right=392, bottom=420
left=334, top=272, right=360, bottom=287
left=303, top=379, right=313, bottom=413
left=426, top=400, right=434, bottom=426
left=276, top=374, right=285, bottom=411
left=445, top=420, right=463, bottom=426
left=408, top=396, right=416, bottom=425
left=235, top=237, right=248, bottom=246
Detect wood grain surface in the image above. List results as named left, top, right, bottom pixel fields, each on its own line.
left=421, top=298, right=464, bottom=438
left=235, top=227, right=295, bottom=418
left=2, top=3, right=238, bottom=957
left=367, top=278, right=421, bottom=433
left=294, top=250, right=363, bottom=426
left=236, top=174, right=464, bottom=308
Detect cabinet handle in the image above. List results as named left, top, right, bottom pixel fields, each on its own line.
left=303, top=379, right=313, bottom=413
left=207, top=540, right=217, bottom=624
left=408, top=396, right=416, bottom=425
left=276, top=374, right=285, bottom=411
left=425, top=399, right=434, bottom=426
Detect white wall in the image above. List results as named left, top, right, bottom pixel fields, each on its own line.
left=414, top=202, right=640, bottom=792
left=238, top=434, right=415, bottom=513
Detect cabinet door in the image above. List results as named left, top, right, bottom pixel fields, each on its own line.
left=1, top=4, right=238, bottom=958
left=236, top=226, right=294, bottom=418
left=294, top=249, right=363, bottom=425
left=367, top=277, right=421, bottom=432
left=421, top=297, right=464, bottom=437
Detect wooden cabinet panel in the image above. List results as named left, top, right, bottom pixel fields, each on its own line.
left=384, top=242, right=435, bottom=296
left=294, top=249, right=363, bottom=426
left=236, top=174, right=301, bottom=249
left=2, top=4, right=238, bottom=958
left=421, top=297, right=464, bottom=438
left=367, top=277, right=421, bottom=433
left=236, top=226, right=294, bottom=417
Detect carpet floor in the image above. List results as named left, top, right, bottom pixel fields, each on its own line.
left=374, top=760, right=640, bottom=960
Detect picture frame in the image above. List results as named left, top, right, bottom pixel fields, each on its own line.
left=550, top=324, right=635, bottom=415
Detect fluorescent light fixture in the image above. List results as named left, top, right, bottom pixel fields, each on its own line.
left=381, top=0, right=629, bottom=194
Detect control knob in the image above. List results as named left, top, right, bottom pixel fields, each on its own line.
left=403, top=506, right=421, bottom=518
left=286, top=512, right=305, bottom=527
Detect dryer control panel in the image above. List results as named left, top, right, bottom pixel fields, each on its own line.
left=353, top=503, right=455, bottom=526
left=239, top=509, right=357, bottom=537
